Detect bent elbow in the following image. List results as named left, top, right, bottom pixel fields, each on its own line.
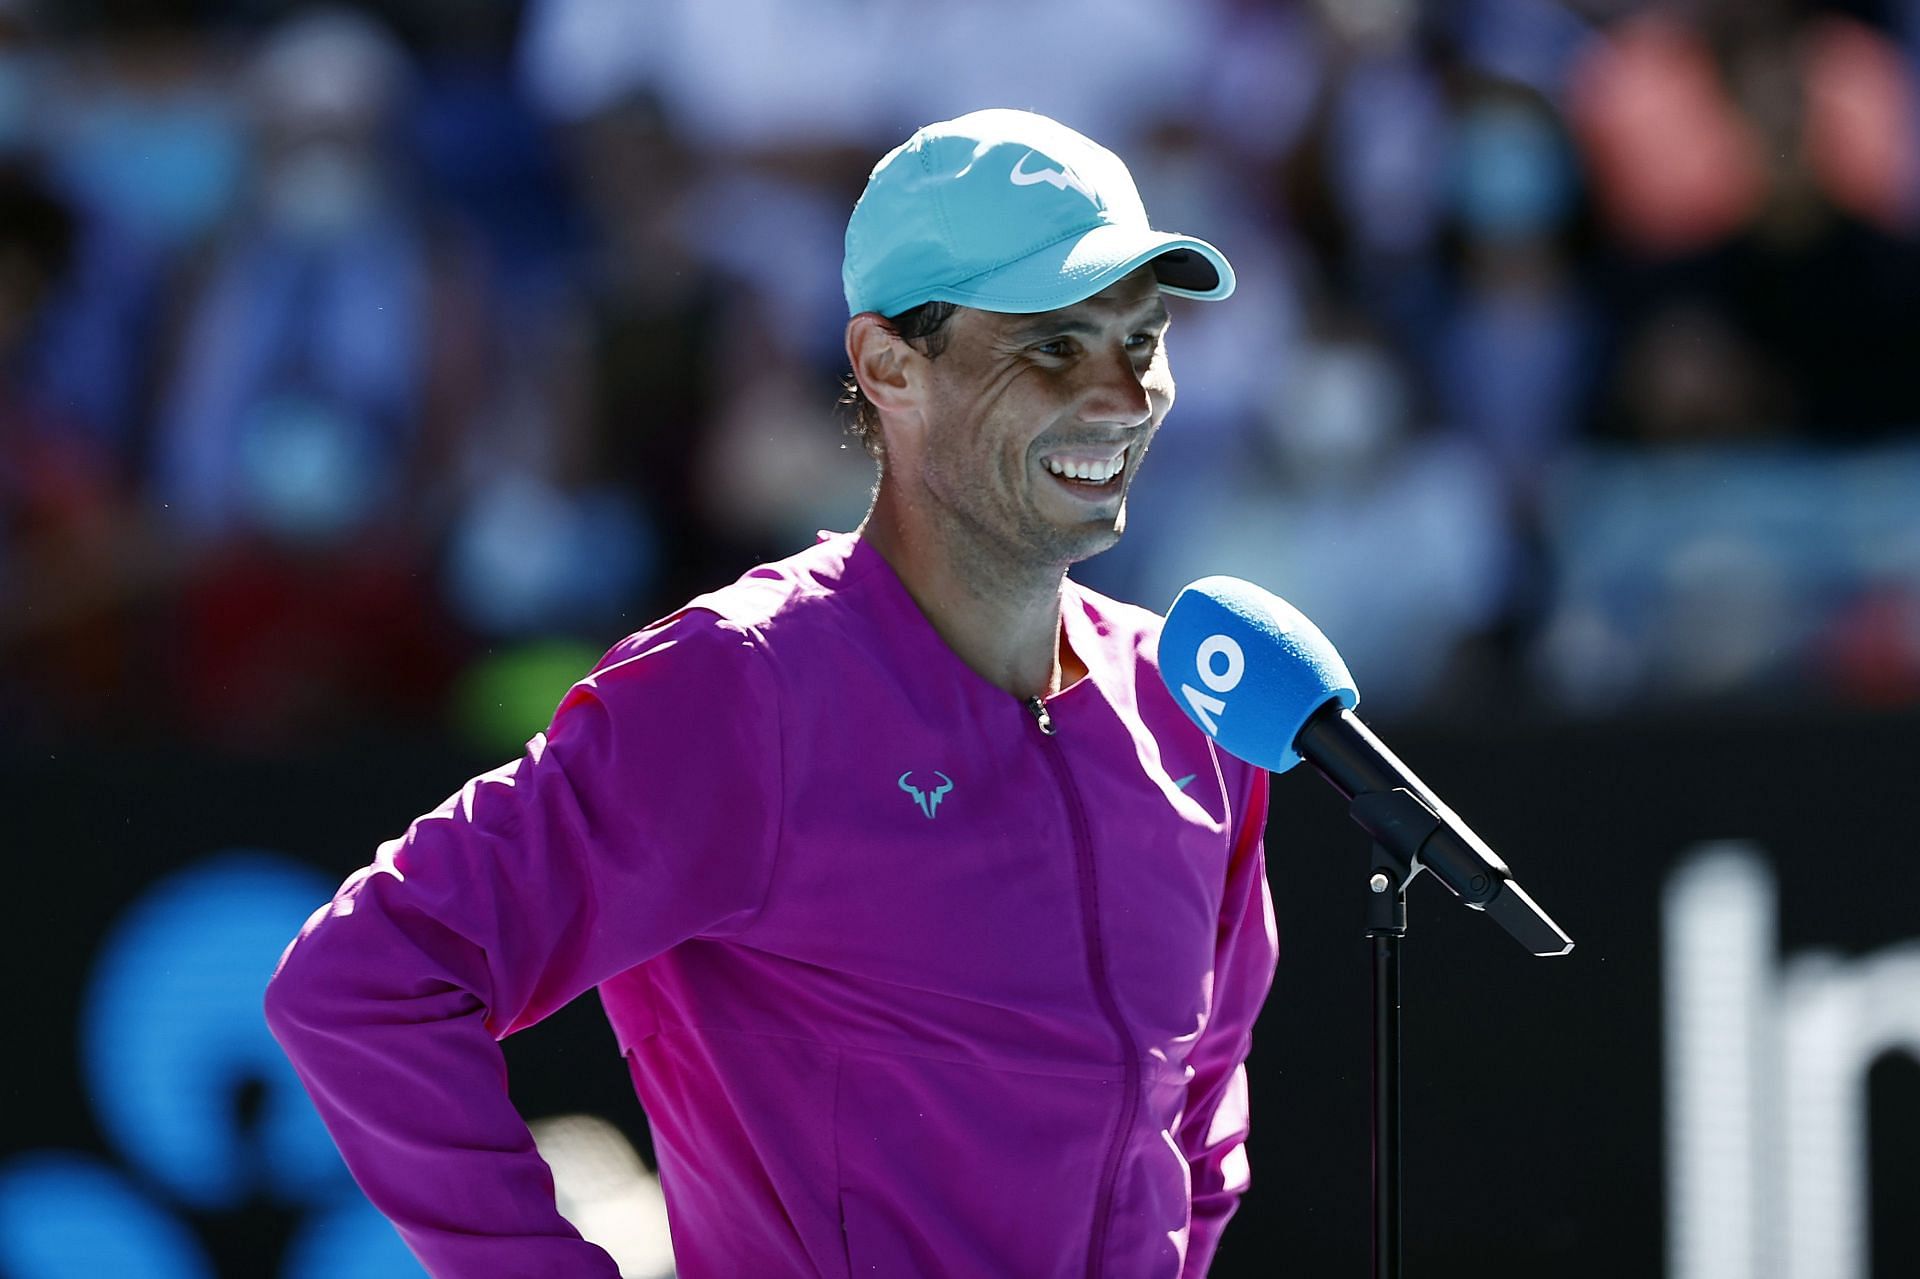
left=262, top=931, right=319, bottom=1052
left=260, top=895, right=345, bottom=1051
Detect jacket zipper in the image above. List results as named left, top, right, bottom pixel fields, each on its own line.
left=1027, top=695, right=1138, bottom=1279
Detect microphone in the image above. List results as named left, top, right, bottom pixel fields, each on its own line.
left=1160, top=576, right=1572, bottom=957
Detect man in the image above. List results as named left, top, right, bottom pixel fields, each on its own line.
left=266, top=108, right=1277, bottom=1278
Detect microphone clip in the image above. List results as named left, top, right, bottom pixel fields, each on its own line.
left=1349, top=789, right=1433, bottom=939
left=1344, top=787, right=1573, bottom=957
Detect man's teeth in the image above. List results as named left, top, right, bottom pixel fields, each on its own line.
left=1044, top=452, right=1125, bottom=482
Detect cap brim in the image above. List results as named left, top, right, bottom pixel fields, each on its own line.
left=908, top=224, right=1235, bottom=315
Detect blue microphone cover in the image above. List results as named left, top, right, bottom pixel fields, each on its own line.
left=1159, top=576, right=1359, bottom=773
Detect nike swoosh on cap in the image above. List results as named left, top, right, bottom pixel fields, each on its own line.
left=1009, top=152, right=1094, bottom=200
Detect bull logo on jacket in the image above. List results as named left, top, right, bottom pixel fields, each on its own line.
left=897, top=770, right=954, bottom=820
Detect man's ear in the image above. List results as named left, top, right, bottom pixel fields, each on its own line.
left=846, top=313, right=922, bottom=419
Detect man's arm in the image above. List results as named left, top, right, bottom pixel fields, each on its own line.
left=264, top=614, right=781, bottom=1277
left=1177, top=762, right=1277, bottom=1276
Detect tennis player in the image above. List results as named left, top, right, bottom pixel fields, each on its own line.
left=267, top=108, right=1276, bottom=1278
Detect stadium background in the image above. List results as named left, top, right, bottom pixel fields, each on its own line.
left=3, top=0, right=1919, bottom=1275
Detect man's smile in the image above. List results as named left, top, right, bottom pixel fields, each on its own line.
left=1038, top=444, right=1131, bottom=495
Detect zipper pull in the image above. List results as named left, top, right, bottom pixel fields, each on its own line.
left=1026, top=696, right=1056, bottom=736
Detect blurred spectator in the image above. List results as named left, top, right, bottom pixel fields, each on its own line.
left=1705, top=13, right=1920, bottom=437
left=693, top=297, right=874, bottom=556
left=1798, top=13, right=1920, bottom=233
left=1567, top=11, right=1767, bottom=258
left=1189, top=0, right=1326, bottom=165
left=0, top=0, right=47, bottom=159
left=400, top=0, right=579, bottom=301
left=0, top=163, right=82, bottom=613
left=32, top=0, right=246, bottom=447
left=1605, top=299, right=1783, bottom=442
left=0, top=162, right=167, bottom=735
left=1433, top=77, right=1596, bottom=505
left=149, top=7, right=468, bottom=744
left=44, top=8, right=244, bottom=254
left=1446, top=0, right=1593, bottom=100
left=535, top=88, right=717, bottom=611
left=154, top=6, right=423, bottom=540
left=1317, top=7, right=1453, bottom=350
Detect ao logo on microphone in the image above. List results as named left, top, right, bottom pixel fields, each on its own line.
left=1180, top=633, right=1243, bottom=736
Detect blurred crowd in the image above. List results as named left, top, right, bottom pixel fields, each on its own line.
left=5, top=0, right=1920, bottom=753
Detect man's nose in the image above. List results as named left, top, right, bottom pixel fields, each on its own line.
left=1079, top=346, right=1153, bottom=427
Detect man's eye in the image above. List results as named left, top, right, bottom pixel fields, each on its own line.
left=1034, top=339, right=1073, bottom=358
left=1126, top=332, right=1159, bottom=351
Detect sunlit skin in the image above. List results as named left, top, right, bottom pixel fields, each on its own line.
left=848, top=265, right=1176, bottom=700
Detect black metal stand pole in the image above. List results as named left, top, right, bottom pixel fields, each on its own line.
left=1307, top=775, right=1569, bottom=1279
left=1367, top=851, right=1407, bottom=1279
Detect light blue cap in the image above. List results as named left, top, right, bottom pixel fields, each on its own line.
left=843, top=108, right=1236, bottom=317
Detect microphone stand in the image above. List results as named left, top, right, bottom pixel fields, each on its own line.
left=1365, top=836, right=1412, bottom=1279
left=1331, top=782, right=1569, bottom=1279
left=1289, top=704, right=1572, bottom=1275
left=1348, top=787, right=1440, bottom=1279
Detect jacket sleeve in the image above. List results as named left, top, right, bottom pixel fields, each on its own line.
left=263, top=613, right=782, bottom=1277
left=1178, top=759, right=1277, bottom=1277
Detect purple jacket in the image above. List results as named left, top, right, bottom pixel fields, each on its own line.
left=266, top=533, right=1277, bottom=1277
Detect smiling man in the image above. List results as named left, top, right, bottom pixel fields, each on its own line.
left=267, top=109, right=1277, bottom=1278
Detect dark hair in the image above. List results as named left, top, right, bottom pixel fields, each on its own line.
left=840, top=300, right=958, bottom=459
